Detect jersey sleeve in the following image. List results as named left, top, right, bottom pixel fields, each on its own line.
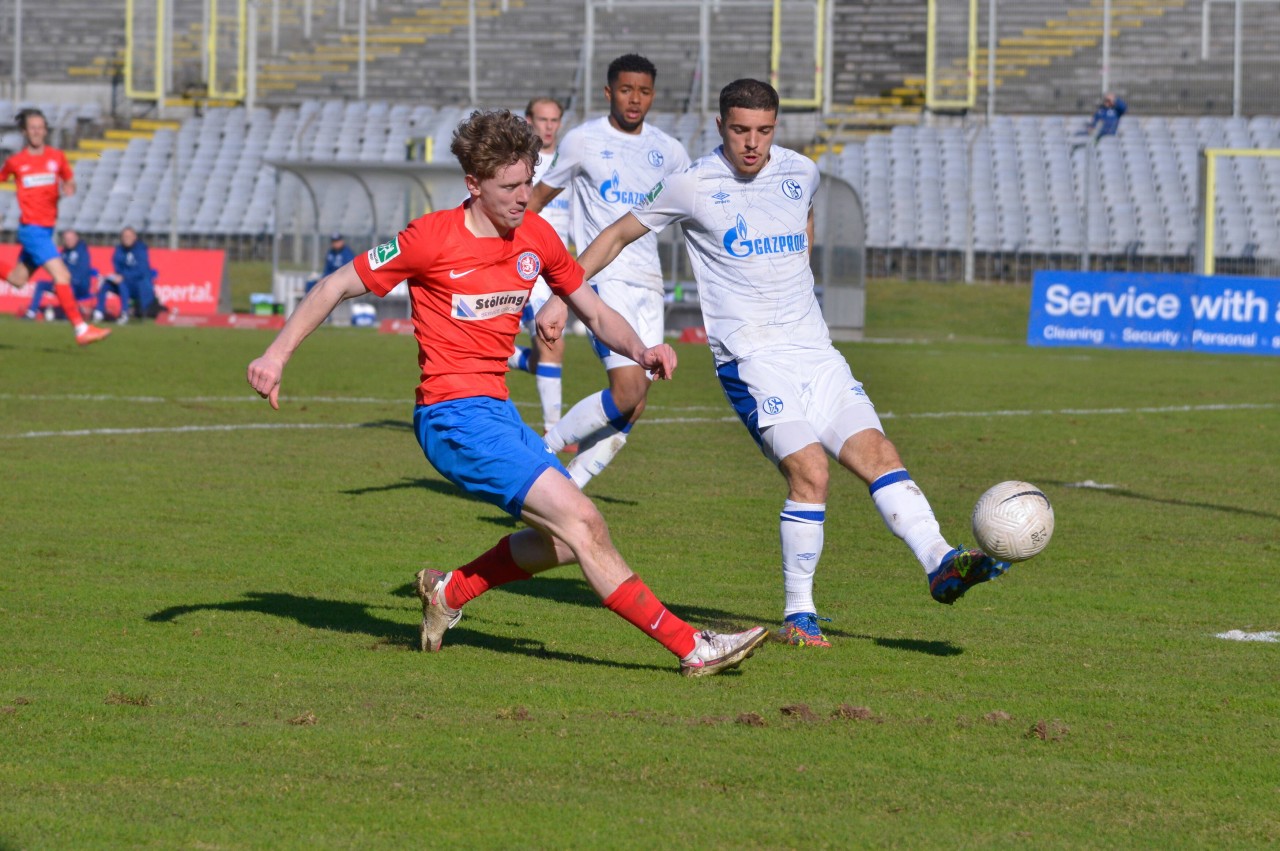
left=631, top=170, right=696, bottom=234
left=56, top=152, right=73, bottom=182
left=353, top=218, right=432, bottom=297
left=539, top=128, right=581, bottom=190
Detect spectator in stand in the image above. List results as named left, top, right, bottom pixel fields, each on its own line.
left=23, top=229, right=97, bottom=320
left=1087, top=92, right=1127, bottom=139
left=94, top=227, right=157, bottom=323
left=306, top=233, right=356, bottom=293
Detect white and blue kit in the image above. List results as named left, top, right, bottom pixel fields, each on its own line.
left=632, top=144, right=883, bottom=464
left=541, top=116, right=690, bottom=368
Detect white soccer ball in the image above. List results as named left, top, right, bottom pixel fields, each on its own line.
left=971, top=481, right=1055, bottom=562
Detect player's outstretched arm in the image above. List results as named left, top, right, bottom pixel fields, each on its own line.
left=246, top=263, right=370, bottom=409
left=565, top=283, right=677, bottom=380
left=577, top=212, right=651, bottom=281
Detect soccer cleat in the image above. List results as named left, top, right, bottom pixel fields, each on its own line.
left=778, top=612, right=832, bottom=647
left=22, top=309, right=37, bottom=320
left=679, top=626, right=769, bottom=677
left=116, top=312, right=130, bottom=325
left=75, top=325, right=112, bottom=347
left=414, top=568, right=462, bottom=652
left=92, top=309, right=105, bottom=322
left=928, top=547, right=1010, bottom=605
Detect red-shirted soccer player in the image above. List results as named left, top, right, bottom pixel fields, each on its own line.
left=1, top=108, right=109, bottom=345
left=246, top=110, right=767, bottom=677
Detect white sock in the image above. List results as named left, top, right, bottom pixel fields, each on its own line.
left=565, top=428, right=628, bottom=488
left=507, top=346, right=531, bottom=372
left=534, top=362, right=562, bottom=433
left=869, top=469, right=953, bottom=574
left=545, top=388, right=616, bottom=451
left=74, top=322, right=89, bottom=335
left=781, top=500, right=825, bottom=617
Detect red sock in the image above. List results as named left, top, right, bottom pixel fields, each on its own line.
left=443, top=535, right=531, bottom=608
left=53, top=283, right=84, bottom=326
left=602, top=575, right=698, bottom=658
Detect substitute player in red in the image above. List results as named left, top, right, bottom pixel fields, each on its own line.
left=1, top=108, right=109, bottom=345
left=246, top=110, right=766, bottom=677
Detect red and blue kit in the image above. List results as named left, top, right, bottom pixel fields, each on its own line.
left=0, top=147, right=72, bottom=227
left=353, top=204, right=583, bottom=405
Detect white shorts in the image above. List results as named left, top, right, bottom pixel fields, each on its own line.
left=589, top=278, right=665, bottom=371
left=716, top=347, right=884, bottom=465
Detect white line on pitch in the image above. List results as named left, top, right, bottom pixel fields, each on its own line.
left=5, top=401, right=1275, bottom=440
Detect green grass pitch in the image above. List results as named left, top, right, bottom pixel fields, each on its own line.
left=2, top=280, right=1277, bottom=848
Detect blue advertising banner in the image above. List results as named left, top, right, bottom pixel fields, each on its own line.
left=1028, top=271, right=1280, bottom=356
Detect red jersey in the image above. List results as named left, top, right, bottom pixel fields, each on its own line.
left=0, top=146, right=73, bottom=227
left=353, top=203, right=583, bottom=405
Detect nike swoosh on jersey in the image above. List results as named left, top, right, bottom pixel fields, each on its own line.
left=449, top=269, right=476, bottom=279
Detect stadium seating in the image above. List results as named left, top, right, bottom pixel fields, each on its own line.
left=817, top=114, right=1280, bottom=263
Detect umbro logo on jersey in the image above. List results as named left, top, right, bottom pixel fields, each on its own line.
left=712, top=191, right=731, bottom=205
left=449, top=269, right=476, bottom=279
left=600, top=149, right=615, bottom=160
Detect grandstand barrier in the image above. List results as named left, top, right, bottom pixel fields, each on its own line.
left=1028, top=270, right=1280, bottom=356
left=0, top=244, right=226, bottom=317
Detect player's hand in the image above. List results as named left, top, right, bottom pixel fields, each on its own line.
left=536, top=296, right=568, bottom=345
left=639, top=343, right=678, bottom=380
left=246, top=354, right=284, bottom=410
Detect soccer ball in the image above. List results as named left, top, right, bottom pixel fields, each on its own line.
left=971, top=481, right=1054, bottom=562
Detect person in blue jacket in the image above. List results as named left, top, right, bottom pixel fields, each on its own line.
left=305, top=233, right=356, bottom=293
left=23, top=229, right=97, bottom=320
left=94, top=227, right=157, bottom=323
left=1088, top=92, right=1127, bottom=138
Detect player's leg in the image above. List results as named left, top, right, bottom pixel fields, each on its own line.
left=531, top=333, right=566, bottom=436
left=22, top=281, right=51, bottom=319
left=559, top=363, right=649, bottom=487
left=520, top=469, right=768, bottom=674
left=26, top=233, right=108, bottom=343
left=549, top=283, right=662, bottom=486
left=830, top=403, right=1008, bottom=605
left=718, top=356, right=832, bottom=646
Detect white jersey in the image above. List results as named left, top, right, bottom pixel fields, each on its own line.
left=541, top=116, right=690, bottom=291
left=533, top=148, right=571, bottom=244
left=632, top=144, right=829, bottom=364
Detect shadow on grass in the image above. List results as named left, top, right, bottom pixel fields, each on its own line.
left=1049, top=480, right=1280, bottom=522
left=146, top=590, right=671, bottom=673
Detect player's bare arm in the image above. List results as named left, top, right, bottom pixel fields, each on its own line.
left=806, top=208, right=814, bottom=256
left=528, top=181, right=564, bottom=214
left=60, top=178, right=76, bottom=199
left=247, top=263, right=370, bottom=409
left=576, top=211, right=652, bottom=281
left=564, top=283, right=677, bottom=380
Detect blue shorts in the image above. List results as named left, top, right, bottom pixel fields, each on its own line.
left=413, top=396, right=569, bottom=518
left=17, top=225, right=60, bottom=270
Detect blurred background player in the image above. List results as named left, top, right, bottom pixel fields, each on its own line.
left=0, top=108, right=110, bottom=345
left=507, top=96, right=573, bottom=439
left=22, top=229, right=97, bottom=321
left=246, top=109, right=767, bottom=677
left=553, top=79, right=1011, bottom=648
left=529, top=54, right=690, bottom=488
left=94, top=227, right=157, bottom=323
left=305, top=232, right=355, bottom=294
